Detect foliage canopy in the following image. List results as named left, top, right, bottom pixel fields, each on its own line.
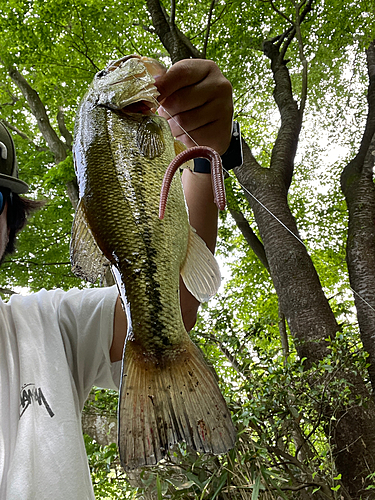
left=1, top=0, right=375, bottom=498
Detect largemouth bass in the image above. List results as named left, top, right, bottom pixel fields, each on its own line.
left=70, top=55, right=236, bottom=469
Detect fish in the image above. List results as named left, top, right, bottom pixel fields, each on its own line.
left=70, top=55, right=236, bottom=470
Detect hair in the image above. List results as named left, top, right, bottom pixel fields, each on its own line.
left=3, top=192, right=45, bottom=258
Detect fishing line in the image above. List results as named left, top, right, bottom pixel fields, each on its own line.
left=224, top=165, right=375, bottom=315
left=221, top=167, right=306, bottom=247
left=142, top=77, right=305, bottom=247
left=225, top=164, right=375, bottom=315
left=349, top=287, right=375, bottom=314
left=228, top=172, right=375, bottom=313
left=169, top=118, right=374, bottom=316
left=134, top=74, right=374, bottom=315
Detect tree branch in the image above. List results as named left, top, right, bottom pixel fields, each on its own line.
left=203, top=0, right=216, bottom=59
left=294, top=2, right=308, bottom=115
left=146, top=0, right=202, bottom=63
left=3, top=65, right=79, bottom=207
left=0, top=119, right=48, bottom=152
left=200, top=333, right=248, bottom=377
left=170, top=0, right=176, bottom=25
left=278, top=304, right=289, bottom=362
left=70, top=4, right=100, bottom=72
left=278, top=0, right=313, bottom=60
left=0, top=287, right=17, bottom=296
left=7, top=66, right=68, bottom=164
left=269, top=0, right=293, bottom=25
left=341, top=40, right=375, bottom=190
left=66, top=178, right=79, bottom=210
left=262, top=8, right=310, bottom=189
left=269, top=446, right=335, bottom=498
left=189, top=2, right=230, bottom=43
left=0, top=88, right=19, bottom=107
left=57, top=107, right=73, bottom=149
left=228, top=207, right=269, bottom=270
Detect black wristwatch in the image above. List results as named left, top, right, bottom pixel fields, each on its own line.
left=193, top=121, right=243, bottom=173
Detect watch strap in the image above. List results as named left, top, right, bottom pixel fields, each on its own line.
left=193, top=121, right=243, bottom=173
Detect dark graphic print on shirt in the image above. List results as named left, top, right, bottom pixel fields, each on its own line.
left=19, top=383, right=55, bottom=418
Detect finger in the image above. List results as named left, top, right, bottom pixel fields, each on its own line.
left=159, top=92, right=232, bottom=153
left=160, top=99, right=227, bottom=137
left=159, top=85, right=206, bottom=115
left=168, top=118, right=232, bottom=155
left=155, top=59, right=214, bottom=102
left=158, top=77, right=233, bottom=133
left=159, top=68, right=232, bottom=118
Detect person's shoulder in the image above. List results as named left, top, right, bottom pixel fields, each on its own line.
left=5, top=286, right=117, bottom=308
left=51, top=285, right=118, bottom=311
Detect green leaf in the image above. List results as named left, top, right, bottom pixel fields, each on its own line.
left=251, top=475, right=262, bottom=500
left=156, top=474, right=163, bottom=500
left=211, top=472, right=228, bottom=500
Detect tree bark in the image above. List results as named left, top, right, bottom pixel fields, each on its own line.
left=82, top=411, right=117, bottom=447
left=341, top=41, right=375, bottom=393
left=146, top=0, right=202, bottom=63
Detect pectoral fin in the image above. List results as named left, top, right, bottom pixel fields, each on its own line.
left=70, top=200, right=112, bottom=283
left=180, top=226, right=221, bottom=302
left=137, top=117, right=165, bottom=159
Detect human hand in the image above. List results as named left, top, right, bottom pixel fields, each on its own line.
left=155, top=59, right=233, bottom=156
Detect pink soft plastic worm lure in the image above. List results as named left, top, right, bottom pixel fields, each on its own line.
left=159, top=146, right=226, bottom=220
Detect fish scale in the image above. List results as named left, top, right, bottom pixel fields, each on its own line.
left=70, top=54, right=236, bottom=469
left=108, top=113, right=186, bottom=351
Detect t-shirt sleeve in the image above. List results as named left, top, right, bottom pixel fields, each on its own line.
left=55, top=286, right=121, bottom=408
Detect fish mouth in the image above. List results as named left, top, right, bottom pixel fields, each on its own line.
left=119, top=99, right=157, bottom=116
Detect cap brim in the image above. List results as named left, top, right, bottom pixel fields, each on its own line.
left=0, top=173, right=29, bottom=194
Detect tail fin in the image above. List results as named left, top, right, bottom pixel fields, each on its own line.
left=118, top=337, right=236, bottom=470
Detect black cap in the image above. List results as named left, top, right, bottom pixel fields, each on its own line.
left=0, top=122, right=29, bottom=194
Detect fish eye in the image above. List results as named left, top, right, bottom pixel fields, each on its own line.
left=96, top=69, right=107, bottom=78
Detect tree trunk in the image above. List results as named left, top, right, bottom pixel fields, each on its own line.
left=235, top=147, right=375, bottom=497
left=82, top=411, right=117, bottom=447
left=232, top=34, right=375, bottom=498
left=146, top=0, right=202, bottom=63
left=341, top=41, right=375, bottom=393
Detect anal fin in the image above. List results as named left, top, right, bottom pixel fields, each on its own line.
left=118, top=338, right=236, bottom=470
left=70, top=200, right=112, bottom=283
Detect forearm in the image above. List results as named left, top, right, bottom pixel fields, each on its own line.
left=180, top=169, right=219, bottom=331
left=182, top=169, right=218, bottom=250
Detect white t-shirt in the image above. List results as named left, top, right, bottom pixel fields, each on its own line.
left=0, top=286, right=121, bottom=500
